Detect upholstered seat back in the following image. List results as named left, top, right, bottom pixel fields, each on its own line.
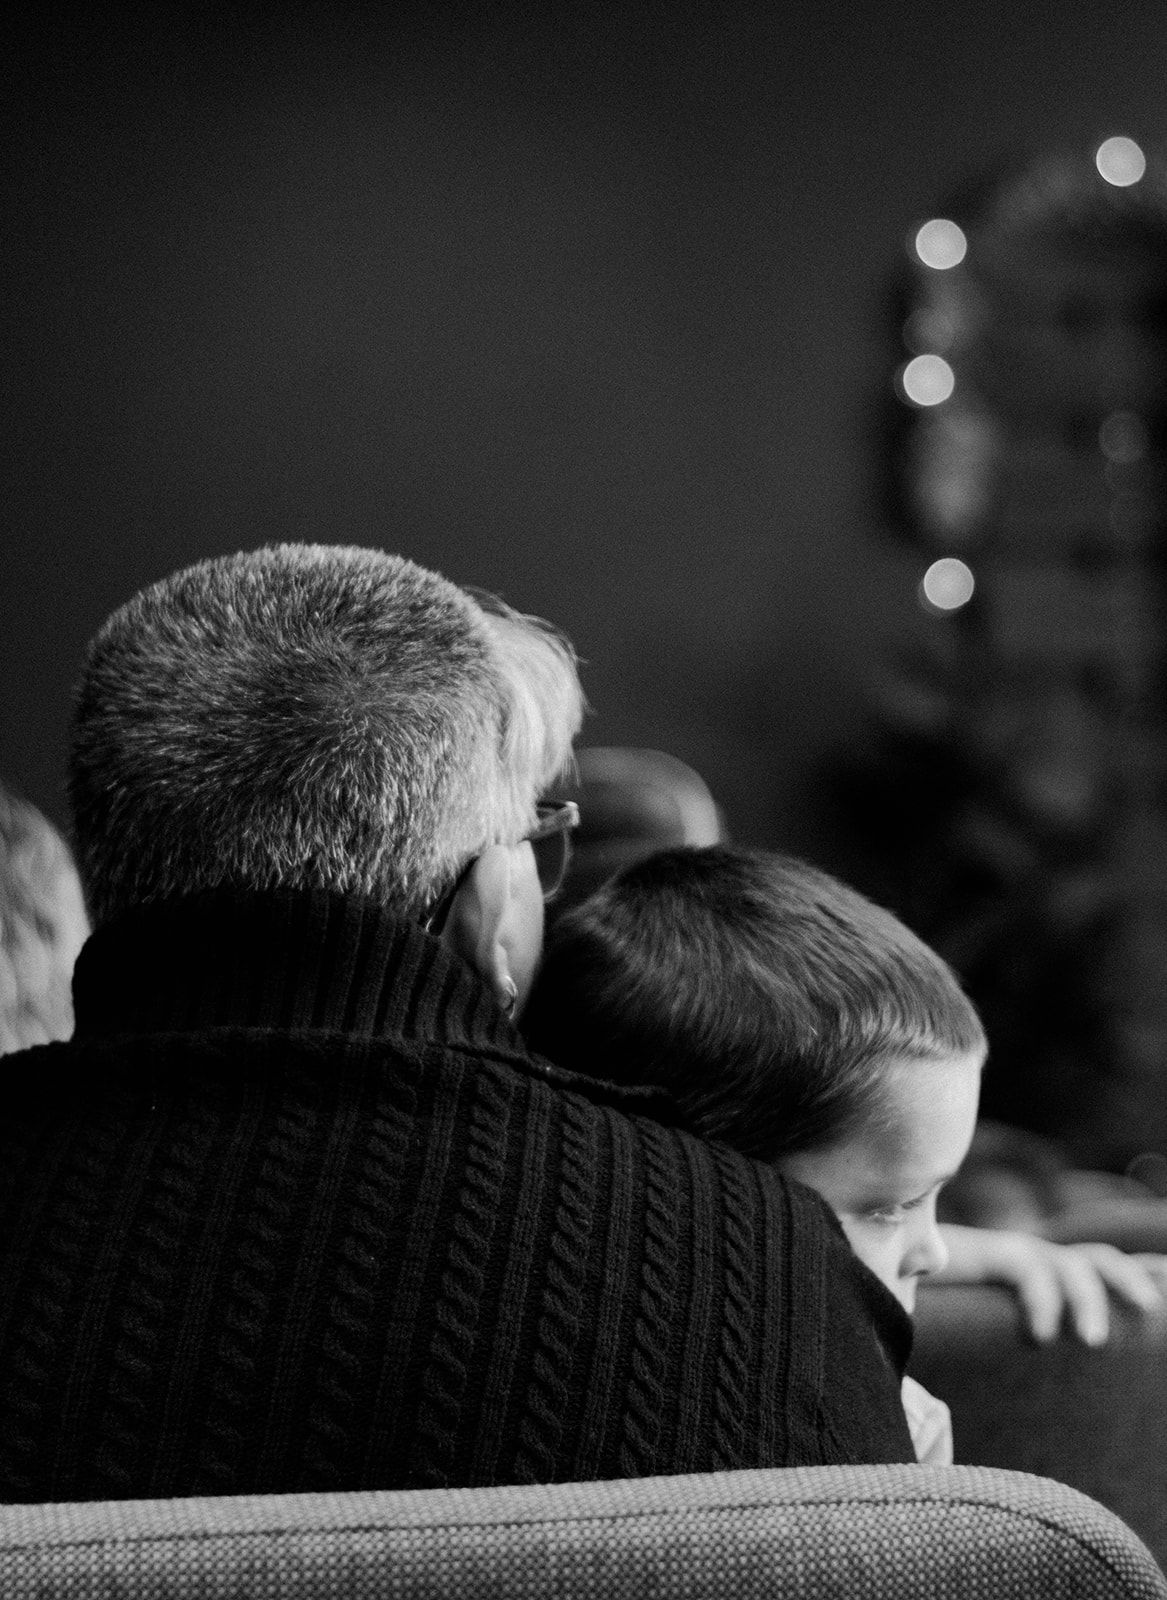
left=2, top=1465, right=1164, bottom=1599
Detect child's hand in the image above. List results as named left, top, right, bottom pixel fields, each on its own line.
left=935, top=1223, right=1167, bottom=1345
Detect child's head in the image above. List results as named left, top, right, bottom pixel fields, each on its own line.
left=523, top=844, right=987, bottom=1310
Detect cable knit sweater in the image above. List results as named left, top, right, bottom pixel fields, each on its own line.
left=0, top=889, right=914, bottom=1501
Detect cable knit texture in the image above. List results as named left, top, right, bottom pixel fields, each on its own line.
left=0, top=889, right=914, bottom=1501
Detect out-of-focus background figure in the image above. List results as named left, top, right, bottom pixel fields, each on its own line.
left=0, top=781, right=88, bottom=1055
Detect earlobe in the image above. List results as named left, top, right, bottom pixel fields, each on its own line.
left=443, top=845, right=518, bottom=1011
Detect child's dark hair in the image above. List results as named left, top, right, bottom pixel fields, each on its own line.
left=523, top=844, right=987, bottom=1162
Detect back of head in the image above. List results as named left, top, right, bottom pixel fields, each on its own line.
left=70, top=545, right=584, bottom=926
left=525, top=844, right=986, bottom=1160
left=0, top=782, right=89, bottom=1053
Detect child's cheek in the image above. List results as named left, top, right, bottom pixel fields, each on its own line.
left=838, top=1216, right=904, bottom=1306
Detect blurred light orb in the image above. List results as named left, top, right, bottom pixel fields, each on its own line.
left=1099, top=409, right=1148, bottom=463
left=1095, top=136, right=1146, bottom=187
left=920, top=557, right=975, bottom=612
left=914, top=218, right=968, bottom=270
left=899, top=354, right=956, bottom=407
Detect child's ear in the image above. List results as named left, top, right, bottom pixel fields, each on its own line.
left=443, top=845, right=520, bottom=1013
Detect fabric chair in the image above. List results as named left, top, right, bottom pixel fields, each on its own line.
left=2, top=1465, right=1164, bottom=1599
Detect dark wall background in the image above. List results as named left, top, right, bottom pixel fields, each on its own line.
left=5, top=3, right=1167, bottom=860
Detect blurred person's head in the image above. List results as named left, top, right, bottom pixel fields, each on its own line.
left=69, top=545, right=584, bottom=1010
left=0, top=783, right=89, bottom=1054
left=524, top=845, right=986, bottom=1308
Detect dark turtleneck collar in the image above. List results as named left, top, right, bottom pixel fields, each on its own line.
left=71, top=887, right=521, bottom=1056
left=72, top=888, right=694, bottom=1125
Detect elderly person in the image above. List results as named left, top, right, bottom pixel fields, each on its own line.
left=0, top=544, right=914, bottom=1502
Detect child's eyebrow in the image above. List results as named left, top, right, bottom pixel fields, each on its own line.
left=854, top=1166, right=964, bottom=1213
left=904, top=1169, right=960, bottom=1206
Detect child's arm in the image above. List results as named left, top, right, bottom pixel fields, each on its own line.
left=935, top=1224, right=1167, bottom=1345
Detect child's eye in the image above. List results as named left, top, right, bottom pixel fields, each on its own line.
left=863, top=1191, right=930, bottom=1224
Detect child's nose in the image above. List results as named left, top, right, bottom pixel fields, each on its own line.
left=905, top=1212, right=948, bottom=1280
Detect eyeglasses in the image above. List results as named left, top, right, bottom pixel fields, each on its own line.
left=525, top=799, right=580, bottom=902
left=421, top=799, right=580, bottom=936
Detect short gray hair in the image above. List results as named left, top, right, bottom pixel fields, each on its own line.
left=69, top=545, right=585, bottom=925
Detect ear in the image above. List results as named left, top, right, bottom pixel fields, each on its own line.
left=443, top=844, right=521, bottom=1012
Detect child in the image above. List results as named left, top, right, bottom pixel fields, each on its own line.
left=523, top=843, right=1164, bottom=1462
